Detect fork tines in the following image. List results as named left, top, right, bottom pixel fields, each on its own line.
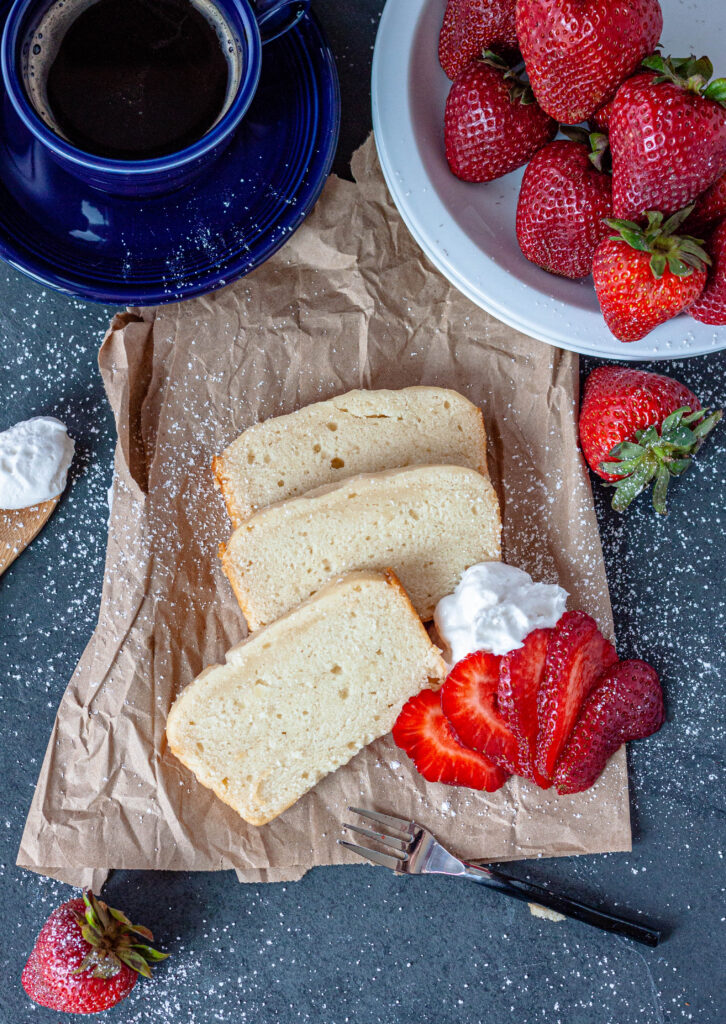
left=338, top=839, right=403, bottom=870
left=349, top=806, right=412, bottom=835
left=338, top=806, right=413, bottom=870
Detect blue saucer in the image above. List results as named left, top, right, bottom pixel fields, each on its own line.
left=0, top=11, right=340, bottom=304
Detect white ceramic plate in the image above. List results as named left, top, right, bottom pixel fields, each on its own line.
left=372, top=0, right=726, bottom=360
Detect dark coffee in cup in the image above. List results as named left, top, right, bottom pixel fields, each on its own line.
left=22, top=0, right=243, bottom=160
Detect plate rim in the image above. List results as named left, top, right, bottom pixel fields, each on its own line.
left=371, top=0, right=726, bottom=361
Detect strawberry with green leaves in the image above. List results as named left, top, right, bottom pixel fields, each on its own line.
left=22, top=891, right=167, bottom=1014
left=592, top=208, right=710, bottom=342
left=579, top=365, right=722, bottom=513
left=439, top=0, right=517, bottom=81
left=445, top=52, right=557, bottom=183
left=611, top=56, right=726, bottom=220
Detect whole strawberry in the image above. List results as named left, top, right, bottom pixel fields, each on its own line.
left=611, top=57, right=726, bottom=220
left=439, top=0, right=517, bottom=80
left=22, top=891, right=167, bottom=1014
left=579, top=365, right=721, bottom=513
left=592, top=208, right=710, bottom=342
left=445, top=53, right=557, bottom=183
left=515, top=0, right=663, bottom=123
left=689, top=219, right=726, bottom=324
left=516, top=135, right=612, bottom=279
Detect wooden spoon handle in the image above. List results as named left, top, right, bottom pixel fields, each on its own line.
left=0, top=497, right=60, bottom=576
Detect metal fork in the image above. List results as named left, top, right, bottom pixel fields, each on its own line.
left=339, top=807, right=662, bottom=947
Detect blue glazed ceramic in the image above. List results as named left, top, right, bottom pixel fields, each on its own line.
left=1, top=0, right=309, bottom=195
left=0, top=8, right=340, bottom=303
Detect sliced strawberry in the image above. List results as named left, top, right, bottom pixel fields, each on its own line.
left=440, top=650, right=519, bottom=773
left=392, top=689, right=510, bottom=792
left=498, top=628, right=553, bottom=788
left=554, top=660, right=665, bottom=794
left=535, top=611, right=618, bottom=781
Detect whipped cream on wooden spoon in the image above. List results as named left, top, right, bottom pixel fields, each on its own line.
left=0, top=416, right=74, bottom=510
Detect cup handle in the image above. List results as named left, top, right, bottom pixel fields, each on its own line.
left=252, top=0, right=309, bottom=43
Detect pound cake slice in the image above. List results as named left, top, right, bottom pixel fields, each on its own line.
left=221, top=464, right=501, bottom=629
left=213, top=387, right=488, bottom=526
left=166, top=570, right=447, bottom=826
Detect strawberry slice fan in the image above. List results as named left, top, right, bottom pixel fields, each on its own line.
left=393, top=612, right=665, bottom=797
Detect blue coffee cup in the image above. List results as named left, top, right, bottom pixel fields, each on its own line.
left=1, top=0, right=310, bottom=196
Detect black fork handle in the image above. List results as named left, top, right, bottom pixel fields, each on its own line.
left=467, top=865, right=662, bottom=947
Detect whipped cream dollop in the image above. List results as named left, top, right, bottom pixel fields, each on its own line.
left=0, top=417, right=75, bottom=510
left=434, top=562, right=568, bottom=663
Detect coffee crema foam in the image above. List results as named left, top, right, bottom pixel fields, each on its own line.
left=21, top=0, right=244, bottom=146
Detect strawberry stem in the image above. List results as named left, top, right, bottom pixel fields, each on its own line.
left=604, top=209, right=711, bottom=279
left=479, top=50, right=537, bottom=105
left=600, top=406, right=722, bottom=514
left=642, top=52, right=726, bottom=104
left=73, top=891, right=169, bottom=981
left=560, top=127, right=611, bottom=172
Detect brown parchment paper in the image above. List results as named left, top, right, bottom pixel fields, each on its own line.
left=18, top=136, right=630, bottom=889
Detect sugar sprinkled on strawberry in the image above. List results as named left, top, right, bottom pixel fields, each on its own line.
left=553, top=660, right=665, bottom=794
left=397, top=607, right=668, bottom=799
left=22, top=891, right=167, bottom=1014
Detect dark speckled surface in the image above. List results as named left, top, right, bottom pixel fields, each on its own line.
left=1, top=2, right=725, bottom=1022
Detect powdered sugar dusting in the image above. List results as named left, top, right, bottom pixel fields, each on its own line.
left=0, top=36, right=725, bottom=1018
left=2, top=276, right=723, bottom=1021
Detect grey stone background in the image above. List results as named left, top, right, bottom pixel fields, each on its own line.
left=1, top=2, right=724, bottom=1022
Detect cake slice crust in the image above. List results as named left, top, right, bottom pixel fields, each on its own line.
left=166, top=570, right=447, bottom=826
left=213, top=387, right=488, bottom=526
left=221, top=464, right=501, bottom=629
